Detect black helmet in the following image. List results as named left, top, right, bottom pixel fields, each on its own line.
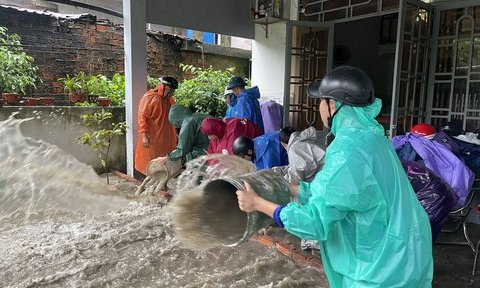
left=161, top=76, right=178, bottom=89
left=307, top=66, right=375, bottom=107
left=232, top=136, right=254, bottom=157
left=227, top=76, right=247, bottom=90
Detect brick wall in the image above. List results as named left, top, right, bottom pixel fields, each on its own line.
left=0, top=7, right=250, bottom=102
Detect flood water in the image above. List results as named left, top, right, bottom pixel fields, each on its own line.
left=0, top=117, right=327, bottom=287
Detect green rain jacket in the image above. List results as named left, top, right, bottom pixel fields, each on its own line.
left=280, top=99, right=433, bottom=288
left=167, top=105, right=209, bottom=162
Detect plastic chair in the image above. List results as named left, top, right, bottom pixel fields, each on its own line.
left=472, top=205, right=480, bottom=276
left=436, top=177, right=479, bottom=252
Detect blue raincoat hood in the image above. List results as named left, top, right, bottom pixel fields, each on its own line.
left=240, top=86, right=260, bottom=100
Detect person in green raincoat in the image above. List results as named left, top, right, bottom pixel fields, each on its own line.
left=236, top=66, right=433, bottom=288
left=167, top=105, right=209, bottom=163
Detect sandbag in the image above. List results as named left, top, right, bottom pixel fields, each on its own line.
left=401, top=160, right=458, bottom=240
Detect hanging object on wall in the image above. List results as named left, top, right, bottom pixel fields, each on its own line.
left=251, top=0, right=282, bottom=19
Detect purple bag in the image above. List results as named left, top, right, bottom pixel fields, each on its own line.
left=393, top=133, right=474, bottom=205
left=401, top=160, right=458, bottom=241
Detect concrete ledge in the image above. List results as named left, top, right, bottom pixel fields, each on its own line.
left=0, top=106, right=126, bottom=172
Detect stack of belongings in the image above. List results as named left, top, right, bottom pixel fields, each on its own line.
left=392, top=123, right=475, bottom=240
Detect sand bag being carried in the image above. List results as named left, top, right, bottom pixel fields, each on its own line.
left=147, top=158, right=182, bottom=186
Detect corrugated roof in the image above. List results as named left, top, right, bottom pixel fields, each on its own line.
left=0, top=4, right=94, bottom=20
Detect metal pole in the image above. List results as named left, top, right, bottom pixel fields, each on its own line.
left=389, top=0, right=407, bottom=137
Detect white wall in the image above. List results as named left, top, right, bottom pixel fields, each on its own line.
left=251, top=22, right=287, bottom=104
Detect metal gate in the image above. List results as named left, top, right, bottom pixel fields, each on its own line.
left=285, top=21, right=333, bottom=129
left=427, top=3, right=480, bottom=132
left=390, top=0, right=433, bottom=136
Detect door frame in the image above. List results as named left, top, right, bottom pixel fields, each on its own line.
left=283, top=20, right=334, bottom=128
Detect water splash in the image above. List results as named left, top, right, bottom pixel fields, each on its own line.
left=0, top=115, right=127, bottom=229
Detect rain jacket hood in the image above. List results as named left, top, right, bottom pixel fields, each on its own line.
left=280, top=98, right=433, bottom=287
left=167, top=105, right=209, bottom=162
left=201, top=118, right=262, bottom=155
left=169, top=105, right=192, bottom=129
left=242, top=86, right=260, bottom=100
left=200, top=118, right=226, bottom=138
left=330, top=98, right=384, bottom=136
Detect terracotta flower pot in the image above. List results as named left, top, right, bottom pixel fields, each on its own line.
left=23, top=97, right=38, bottom=106
left=69, top=93, right=87, bottom=104
left=2, top=93, right=21, bottom=105
left=38, top=97, right=55, bottom=106
left=97, top=97, right=111, bottom=107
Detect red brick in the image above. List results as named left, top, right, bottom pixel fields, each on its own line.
left=255, top=235, right=276, bottom=248
left=96, top=24, right=107, bottom=32
left=274, top=242, right=293, bottom=257
left=291, top=251, right=310, bottom=265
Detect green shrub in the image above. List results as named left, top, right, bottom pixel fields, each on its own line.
left=175, top=64, right=237, bottom=118
left=0, top=26, right=40, bottom=95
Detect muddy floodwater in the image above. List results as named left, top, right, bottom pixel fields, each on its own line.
left=0, top=117, right=327, bottom=288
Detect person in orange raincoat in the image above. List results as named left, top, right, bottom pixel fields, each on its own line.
left=134, top=76, right=178, bottom=175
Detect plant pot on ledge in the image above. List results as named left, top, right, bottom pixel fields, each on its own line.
left=97, top=97, right=111, bottom=107
left=23, top=97, right=38, bottom=106
left=2, top=93, right=21, bottom=105
left=69, top=93, right=87, bottom=105
left=38, top=97, right=55, bottom=106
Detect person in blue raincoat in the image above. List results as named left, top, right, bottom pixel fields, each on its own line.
left=236, top=66, right=433, bottom=288
left=224, top=89, right=237, bottom=119
left=232, top=132, right=288, bottom=170
left=225, top=76, right=264, bottom=132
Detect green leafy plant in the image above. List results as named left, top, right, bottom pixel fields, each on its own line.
left=78, top=109, right=127, bottom=184
left=61, top=73, right=125, bottom=106
left=59, top=72, right=88, bottom=95
left=0, top=26, right=40, bottom=95
left=175, top=64, right=237, bottom=117
left=108, top=73, right=125, bottom=106
left=147, top=75, right=161, bottom=90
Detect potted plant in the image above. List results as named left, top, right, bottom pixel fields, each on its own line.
left=0, top=26, right=39, bottom=105
left=92, top=75, right=111, bottom=107
left=37, top=97, right=55, bottom=106
left=23, top=97, right=38, bottom=106
left=58, top=72, right=88, bottom=104
left=78, top=109, right=127, bottom=184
